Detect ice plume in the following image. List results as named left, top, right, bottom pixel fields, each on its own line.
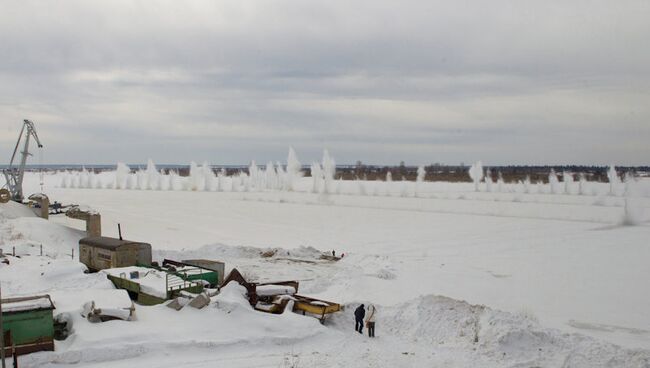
left=115, top=162, right=130, bottom=189
left=310, top=162, right=323, bottom=193
left=468, top=161, right=484, bottom=191
left=549, top=169, right=561, bottom=194
left=621, top=175, right=645, bottom=226
left=415, top=165, right=426, bottom=196
left=497, top=172, right=504, bottom=193
left=578, top=173, right=590, bottom=195
left=523, top=176, right=532, bottom=194
left=608, top=165, right=620, bottom=196
left=248, top=161, right=260, bottom=191
left=563, top=171, right=574, bottom=194
left=285, top=147, right=302, bottom=191
left=147, top=159, right=159, bottom=190
left=485, top=169, right=494, bottom=192
left=322, top=149, right=336, bottom=194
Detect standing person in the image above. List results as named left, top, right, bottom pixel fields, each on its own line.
left=354, top=304, right=365, bottom=334
left=366, top=304, right=377, bottom=338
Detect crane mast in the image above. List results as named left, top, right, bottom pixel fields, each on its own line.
left=2, top=119, right=43, bottom=202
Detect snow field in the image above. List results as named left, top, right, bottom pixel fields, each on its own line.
left=1, top=169, right=649, bottom=367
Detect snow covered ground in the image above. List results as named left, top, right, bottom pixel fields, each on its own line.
left=1, top=171, right=649, bottom=367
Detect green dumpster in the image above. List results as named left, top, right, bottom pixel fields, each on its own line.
left=1, top=294, right=55, bottom=356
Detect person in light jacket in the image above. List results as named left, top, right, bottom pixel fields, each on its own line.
left=366, top=304, right=377, bottom=338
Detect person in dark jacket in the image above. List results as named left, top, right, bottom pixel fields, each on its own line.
left=354, top=304, right=365, bottom=333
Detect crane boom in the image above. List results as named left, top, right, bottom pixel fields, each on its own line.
left=2, top=119, right=44, bottom=202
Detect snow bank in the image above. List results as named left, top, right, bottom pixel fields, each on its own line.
left=0, top=256, right=112, bottom=297
left=0, top=200, right=84, bottom=258
left=212, top=283, right=252, bottom=313
left=0, top=200, right=37, bottom=219
left=52, top=289, right=132, bottom=316
left=337, top=295, right=650, bottom=367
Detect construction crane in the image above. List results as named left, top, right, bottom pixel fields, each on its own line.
left=1, top=119, right=43, bottom=203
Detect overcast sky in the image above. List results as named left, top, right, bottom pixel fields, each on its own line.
left=0, top=1, right=649, bottom=166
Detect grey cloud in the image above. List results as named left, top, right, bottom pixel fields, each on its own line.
left=0, top=0, right=649, bottom=165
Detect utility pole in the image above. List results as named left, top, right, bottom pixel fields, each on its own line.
left=0, top=282, right=6, bottom=368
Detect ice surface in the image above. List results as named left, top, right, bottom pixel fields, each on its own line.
left=2, top=170, right=650, bottom=367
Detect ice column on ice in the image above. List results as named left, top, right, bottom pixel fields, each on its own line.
left=203, top=162, right=216, bottom=191
left=188, top=162, right=204, bottom=191
left=310, top=162, right=323, bottom=193
left=468, top=161, right=484, bottom=191
left=523, top=176, right=532, bottom=193
left=549, top=169, right=561, bottom=194
left=285, top=147, right=303, bottom=191
left=497, top=172, right=504, bottom=193
left=621, top=174, right=644, bottom=225
left=385, top=171, right=393, bottom=196
left=563, top=172, right=574, bottom=194
left=578, top=173, right=589, bottom=195
left=79, top=167, right=90, bottom=188
left=276, top=162, right=286, bottom=191
left=115, top=162, right=131, bottom=189
left=322, top=149, right=336, bottom=194
left=607, top=165, right=620, bottom=196
left=265, top=162, right=276, bottom=190
left=145, top=159, right=161, bottom=190
left=415, top=165, right=426, bottom=196
left=485, top=169, right=493, bottom=192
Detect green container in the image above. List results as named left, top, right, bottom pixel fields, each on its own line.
left=1, top=295, right=55, bottom=355
left=179, top=271, right=218, bottom=287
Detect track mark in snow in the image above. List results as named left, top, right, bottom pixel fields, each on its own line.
left=568, top=320, right=650, bottom=336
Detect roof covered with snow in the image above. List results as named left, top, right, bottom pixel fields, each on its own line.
left=80, top=236, right=151, bottom=250
left=1, top=294, right=55, bottom=313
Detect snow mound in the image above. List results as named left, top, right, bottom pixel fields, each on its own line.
left=0, top=201, right=37, bottom=219
left=0, top=256, right=112, bottom=297
left=0, top=201, right=84, bottom=258
left=0, top=217, right=84, bottom=257
left=384, top=295, right=484, bottom=346
left=213, top=283, right=253, bottom=313
left=370, top=295, right=650, bottom=367
left=357, top=254, right=397, bottom=280
left=478, top=308, right=650, bottom=367
left=156, top=243, right=326, bottom=262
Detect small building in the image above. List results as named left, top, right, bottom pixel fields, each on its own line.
left=1, top=294, right=55, bottom=356
left=79, top=236, right=152, bottom=272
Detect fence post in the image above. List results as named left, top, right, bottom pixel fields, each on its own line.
left=71, top=249, right=74, bottom=260
left=11, top=247, right=14, bottom=257
left=40, top=244, right=43, bottom=256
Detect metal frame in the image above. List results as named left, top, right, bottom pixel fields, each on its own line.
left=2, top=120, right=43, bottom=202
